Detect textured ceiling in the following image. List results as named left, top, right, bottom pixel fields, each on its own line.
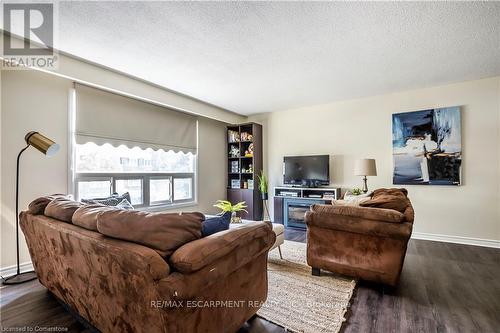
left=44, top=2, right=500, bottom=114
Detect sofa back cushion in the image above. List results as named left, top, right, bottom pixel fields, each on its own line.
left=72, top=204, right=115, bottom=231
left=44, top=197, right=84, bottom=222
left=97, top=210, right=204, bottom=257
left=28, top=194, right=69, bottom=215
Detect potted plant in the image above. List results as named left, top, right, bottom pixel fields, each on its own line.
left=213, top=200, right=248, bottom=223
left=351, top=188, right=363, bottom=196
left=257, top=171, right=269, bottom=200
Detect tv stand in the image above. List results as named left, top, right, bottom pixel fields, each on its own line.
left=273, top=186, right=341, bottom=229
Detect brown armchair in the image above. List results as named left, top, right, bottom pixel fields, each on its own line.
left=305, top=195, right=414, bottom=286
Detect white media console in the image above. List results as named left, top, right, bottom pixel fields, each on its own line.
left=273, top=186, right=341, bottom=229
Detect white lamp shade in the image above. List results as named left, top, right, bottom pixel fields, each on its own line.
left=354, top=159, right=377, bottom=176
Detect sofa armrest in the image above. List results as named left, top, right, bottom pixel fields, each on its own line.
left=170, top=221, right=275, bottom=274
left=306, top=207, right=412, bottom=240
left=158, top=222, right=275, bottom=303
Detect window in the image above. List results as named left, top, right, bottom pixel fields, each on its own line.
left=75, top=142, right=196, bottom=208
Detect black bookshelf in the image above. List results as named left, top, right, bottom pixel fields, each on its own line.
left=226, top=123, right=263, bottom=221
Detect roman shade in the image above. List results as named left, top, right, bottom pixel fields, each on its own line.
left=75, top=84, right=197, bottom=153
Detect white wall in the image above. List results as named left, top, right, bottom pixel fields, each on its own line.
left=1, top=69, right=228, bottom=269
left=250, top=77, right=500, bottom=243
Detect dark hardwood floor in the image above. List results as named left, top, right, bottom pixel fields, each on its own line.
left=2, top=228, right=500, bottom=333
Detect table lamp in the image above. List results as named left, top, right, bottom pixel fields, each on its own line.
left=2, top=132, right=60, bottom=285
left=354, top=158, right=377, bottom=193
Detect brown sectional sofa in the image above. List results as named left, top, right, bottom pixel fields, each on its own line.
left=305, top=188, right=414, bottom=286
left=20, top=196, right=275, bottom=333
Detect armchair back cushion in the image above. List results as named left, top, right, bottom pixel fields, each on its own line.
left=360, top=188, right=411, bottom=213
left=311, top=204, right=405, bottom=223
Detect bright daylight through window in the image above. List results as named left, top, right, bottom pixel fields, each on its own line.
left=75, top=142, right=196, bottom=208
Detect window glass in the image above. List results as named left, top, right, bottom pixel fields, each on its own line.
left=115, top=179, right=143, bottom=205
left=77, top=181, right=110, bottom=200
left=150, top=178, right=172, bottom=204
left=174, top=178, right=193, bottom=201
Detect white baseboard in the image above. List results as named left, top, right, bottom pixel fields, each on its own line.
left=412, top=232, right=500, bottom=249
left=0, top=261, right=34, bottom=278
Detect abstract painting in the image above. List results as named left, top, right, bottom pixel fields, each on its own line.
left=392, top=107, right=461, bottom=185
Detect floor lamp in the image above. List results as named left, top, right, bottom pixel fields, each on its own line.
left=2, top=131, right=59, bottom=285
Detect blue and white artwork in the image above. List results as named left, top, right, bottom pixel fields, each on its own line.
left=392, top=107, right=461, bottom=185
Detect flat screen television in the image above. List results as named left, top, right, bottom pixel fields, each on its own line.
left=283, top=155, right=330, bottom=187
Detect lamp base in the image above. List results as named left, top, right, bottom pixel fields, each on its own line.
left=362, top=176, right=368, bottom=193
left=2, top=271, right=37, bottom=285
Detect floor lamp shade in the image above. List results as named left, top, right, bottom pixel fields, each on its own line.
left=25, top=131, right=60, bottom=156
left=2, top=131, right=59, bottom=285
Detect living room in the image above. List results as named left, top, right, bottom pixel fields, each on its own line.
left=1, top=2, right=499, bottom=333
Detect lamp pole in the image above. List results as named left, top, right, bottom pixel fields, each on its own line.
left=2, top=144, right=38, bottom=285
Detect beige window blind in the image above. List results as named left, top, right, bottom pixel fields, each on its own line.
left=75, top=84, right=197, bottom=153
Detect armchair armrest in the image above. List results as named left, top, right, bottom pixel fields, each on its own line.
left=170, top=221, right=275, bottom=274
left=306, top=205, right=412, bottom=239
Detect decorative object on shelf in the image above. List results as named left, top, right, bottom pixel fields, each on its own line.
left=240, top=132, right=253, bottom=142
left=213, top=200, right=248, bottom=224
left=229, top=145, right=240, bottom=158
left=228, top=130, right=240, bottom=143
left=230, top=160, right=239, bottom=173
left=243, top=181, right=248, bottom=189
left=257, top=171, right=271, bottom=222
left=248, top=179, right=254, bottom=190
left=231, top=179, right=240, bottom=189
left=392, top=106, right=461, bottom=185
left=244, top=143, right=254, bottom=157
left=241, top=164, right=254, bottom=174
left=3, top=131, right=60, bottom=285
left=354, top=159, right=377, bottom=193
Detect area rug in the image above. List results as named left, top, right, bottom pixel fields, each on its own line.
left=257, top=240, right=356, bottom=333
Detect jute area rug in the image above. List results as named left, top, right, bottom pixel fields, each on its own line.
left=257, top=240, right=356, bottom=333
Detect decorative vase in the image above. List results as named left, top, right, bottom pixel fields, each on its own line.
left=261, top=192, right=268, bottom=200
left=231, top=212, right=242, bottom=224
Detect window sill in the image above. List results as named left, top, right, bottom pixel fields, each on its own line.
left=142, top=201, right=198, bottom=212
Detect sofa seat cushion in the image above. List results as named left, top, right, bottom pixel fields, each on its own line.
left=97, top=210, right=204, bottom=257
left=44, top=197, right=84, bottom=222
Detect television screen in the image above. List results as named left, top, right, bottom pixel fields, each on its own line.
left=283, top=155, right=330, bottom=186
